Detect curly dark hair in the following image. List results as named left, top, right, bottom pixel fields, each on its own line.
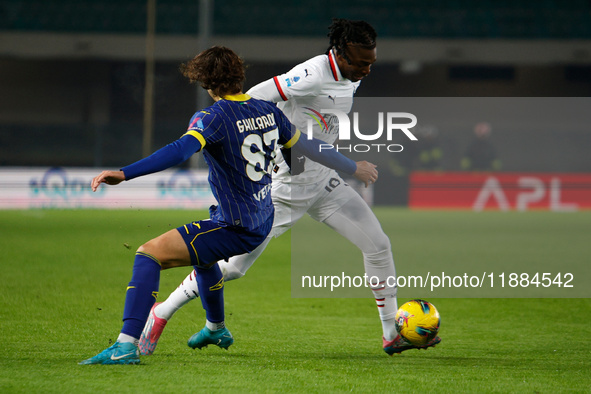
left=180, top=46, right=245, bottom=97
left=326, top=18, right=377, bottom=60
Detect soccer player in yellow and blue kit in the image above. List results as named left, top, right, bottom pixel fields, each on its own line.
left=79, top=46, right=377, bottom=365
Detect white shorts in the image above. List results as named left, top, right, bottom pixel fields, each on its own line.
left=269, top=170, right=358, bottom=238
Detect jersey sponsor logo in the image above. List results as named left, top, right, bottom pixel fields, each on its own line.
left=303, top=107, right=329, bottom=132
left=236, top=113, right=276, bottom=133
left=253, top=183, right=272, bottom=201
left=285, top=76, right=301, bottom=87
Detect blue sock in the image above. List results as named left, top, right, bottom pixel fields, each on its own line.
left=194, top=265, right=224, bottom=323
left=121, top=252, right=161, bottom=339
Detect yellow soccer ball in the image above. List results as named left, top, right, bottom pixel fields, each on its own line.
left=395, top=299, right=440, bottom=346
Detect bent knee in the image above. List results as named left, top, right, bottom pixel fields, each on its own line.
left=361, top=231, right=391, bottom=256
left=136, top=239, right=166, bottom=264
left=221, top=264, right=246, bottom=281
left=137, top=241, right=157, bottom=256
left=374, top=233, right=392, bottom=254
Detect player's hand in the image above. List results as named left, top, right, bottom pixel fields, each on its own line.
left=91, top=170, right=126, bottom=192
left=353, top=161, right=378, bottom=188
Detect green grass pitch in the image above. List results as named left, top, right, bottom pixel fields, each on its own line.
left=0, top=209, right=589, bottom=392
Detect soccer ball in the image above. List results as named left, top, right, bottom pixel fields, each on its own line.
left=395, top=299, right=440, bottom=346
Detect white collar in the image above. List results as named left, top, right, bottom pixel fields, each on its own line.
left=328, top=49, right=343, bottom=82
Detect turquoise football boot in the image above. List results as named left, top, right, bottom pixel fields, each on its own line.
left=79, top=341, right=140, bottom=365
left=188, top=326, right=233, bottom=350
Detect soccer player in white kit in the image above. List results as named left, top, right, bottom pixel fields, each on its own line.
left=139, top=19, right=440, bottom=356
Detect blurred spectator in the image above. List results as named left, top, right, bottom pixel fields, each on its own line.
left=414, top=125, right=443, bottom=171
left=387, top=125, right=443, bottom=176
left=461, top=122, right=501, bottom=171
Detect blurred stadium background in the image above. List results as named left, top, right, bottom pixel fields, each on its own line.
left=1, top=0, right=590, bottom=208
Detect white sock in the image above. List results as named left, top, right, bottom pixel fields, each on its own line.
left=155, top=270, right=200, bottom=320
left=117, top=333, right=139, bottom=345
left=205, top=319, right=225, bottom=331
left=364, top=249, right=399, bottom=341
left=374, top=294, right=399, bottom=341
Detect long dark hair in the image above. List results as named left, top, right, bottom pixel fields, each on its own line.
left=180, top=46, right=245, bottom=97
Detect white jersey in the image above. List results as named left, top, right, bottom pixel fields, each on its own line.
left=248, top=49, right=360, bottom=184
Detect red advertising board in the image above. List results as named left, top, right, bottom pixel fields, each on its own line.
left=409, top=172, right=591, bottom=211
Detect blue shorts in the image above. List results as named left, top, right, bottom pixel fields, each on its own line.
left=176, top=216, right=273, bottom=267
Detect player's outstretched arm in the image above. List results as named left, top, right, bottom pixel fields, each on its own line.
left=353, top=161, right=378, bottom=188
left=91, top=134, right=203, bottom=192
left=91, top=170, right=125, bottom=192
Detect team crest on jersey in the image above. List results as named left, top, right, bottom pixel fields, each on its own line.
left=285, top=76, right=301, bottom=87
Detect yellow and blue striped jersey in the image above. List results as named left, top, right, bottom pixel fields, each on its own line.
left=185, top=94, right=296, bottom=230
